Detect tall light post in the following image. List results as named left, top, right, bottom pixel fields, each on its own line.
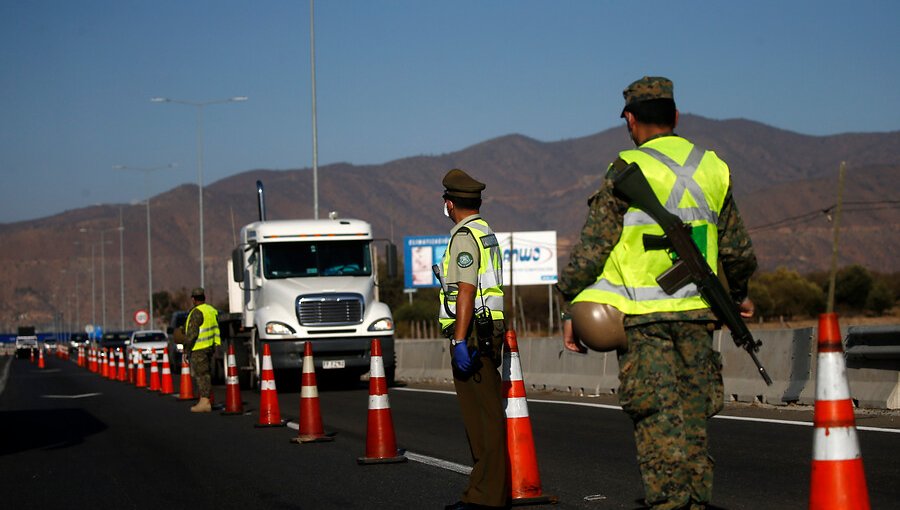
left=150, top=95, right=248, bottom=288
left=310, top=0, right=320, bottom=219
left=114, top=164, right=176, bottom=330
left=99, top=227, right=120, bottom=333
left=118, top=208, right=125, bottom=330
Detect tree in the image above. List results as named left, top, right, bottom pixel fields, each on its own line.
left=865, top=281, right=895, bottom=316
left=835, top=265, right=873, bottom=310
left=754, top=268, right=824, bottom=319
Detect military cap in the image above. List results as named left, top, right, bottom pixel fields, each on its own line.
left=442, top=168, right=485, bottom=199
left=621, top=76, right=674, bottom=117
left=190, top=287, right=205, bottom=298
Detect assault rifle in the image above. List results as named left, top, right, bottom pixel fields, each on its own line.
left=610, top=162, right=773, bottom=385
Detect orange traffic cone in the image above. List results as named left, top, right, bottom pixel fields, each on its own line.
left=30, top=347, right=35, bottom=364
left=177, top=357, right=195, bottom=400
left=127, top=350, right=135, bottom=384
left=88, top=347, right=95, bottom=372
left=77, top=346, right=85, bottom=368
left=107, top=349, right=117, bottom=380
left=291, top=341, right=334, bottom=443
left=809, top=313, right=870, bottom=509
left=357, top=338, right=404, bottom=463
left=100, top=348, right=108, bottom=377
left=148, top=349, right=160, bottom=391
left=255, top=343, right=285, bottom=427
left=221, top=342, right=244, bottom=415
left=502, top=330, right=556, bottom=505
left=159, top=350, right=174, bottom=395
left=38, top=347, right=45, bottom=369
left=135, top=350, right=147, bottom=388
left=116, top=350, right=127, bottom=381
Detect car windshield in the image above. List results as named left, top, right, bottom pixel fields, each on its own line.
left=262, top=240, right=371, bottom=279
left=133, top=332, right=166, bottom=343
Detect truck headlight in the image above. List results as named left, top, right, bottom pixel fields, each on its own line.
left=265, top=322, right=296, bottom=335
left=368, top=318, right=394, bottom=332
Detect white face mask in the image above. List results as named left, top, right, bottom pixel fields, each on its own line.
left=443, top=203, right=450, bottom=218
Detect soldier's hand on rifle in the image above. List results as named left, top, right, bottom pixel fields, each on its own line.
left=562, top=318, right=587, bottom=354
left=739, top=298, right=755, bottom=319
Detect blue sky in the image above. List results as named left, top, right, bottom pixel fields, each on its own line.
left=2, top=0, right=898, bottom=223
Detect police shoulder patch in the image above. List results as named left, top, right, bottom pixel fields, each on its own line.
left=456, top=252, right=474, bottom=268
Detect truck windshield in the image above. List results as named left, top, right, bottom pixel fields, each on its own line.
left=262, top=240, right=371, bottom=279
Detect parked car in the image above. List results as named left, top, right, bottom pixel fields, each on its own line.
left=69, top=332, right=88, bottom=351
left=15, top=335, right=38, bottom=359
left=127, top=330, right=169, bottom=365
left=100, top=331, right=132, bottom=353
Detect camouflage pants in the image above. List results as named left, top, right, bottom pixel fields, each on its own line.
left=617, top=322, right=724, bottom=510
left=191, top=347, right=214, bottom=399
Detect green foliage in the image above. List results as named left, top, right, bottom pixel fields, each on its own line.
left=752, top=267, right=824, bottom=319
left=865, top=281, right=895, bottom=316
left=835, top=264, right=873, bottom=310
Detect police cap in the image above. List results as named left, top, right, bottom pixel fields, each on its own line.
left=190, top=287, right=205, bottom=299
left=621, top=76, right=674, bottom=117
left=442, top=168, right=485, bottom=199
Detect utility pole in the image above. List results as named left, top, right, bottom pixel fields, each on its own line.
left=826, top=161, right=846, bottom=314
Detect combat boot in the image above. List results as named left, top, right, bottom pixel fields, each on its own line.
left=190, top=397, right=212, bottom=413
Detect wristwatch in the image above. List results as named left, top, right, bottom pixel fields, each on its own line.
left=450, top=338, right=466, bottom=346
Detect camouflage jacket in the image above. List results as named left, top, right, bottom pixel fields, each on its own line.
left=557, top=149, right=757, bottom=327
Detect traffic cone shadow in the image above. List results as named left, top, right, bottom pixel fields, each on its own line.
left=291, top=341, right=334, bottom=443
left=255, top=343, right=286, bottom=427
left=809, top=312, right=870, bottom=509
left=221, top=342, right=245, bottom=415
left=357, top=338, right=404, bottom=463
left=503, top=330, right=557, bottom=506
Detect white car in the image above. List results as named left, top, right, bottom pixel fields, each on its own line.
left=128, top=330, right=169, bottom=364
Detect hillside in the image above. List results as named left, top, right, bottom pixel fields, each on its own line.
left=3, top=115, right=899, bottom=331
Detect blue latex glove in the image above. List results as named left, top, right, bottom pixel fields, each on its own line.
left=451, top=341, right=477, bottom=374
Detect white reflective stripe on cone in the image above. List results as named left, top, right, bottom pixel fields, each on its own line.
left=226, top=376, right=239, bottom=385
left=816, top=352, right=851, bottom=400
left=261, top=379, right=277, bottom=391
left=503, top=352, right=523, bottom=381
left=369, top=394, right=390, bottom=410
left=303, top=356, right=314, bottom=373
left=227, top=354, right=236, bottom=366
left=181, top=367, right=190, bottom=374
left=301, top=385, right=319, bottom=399
left=162, top=368, right=171, bottom=375
left=370, top=356, right=385, bottom=378
left=263, top=356, right=274, bottom=370
left=504, top=396, right=530, bottom=418
left=813, top=426, right=862, bottom=460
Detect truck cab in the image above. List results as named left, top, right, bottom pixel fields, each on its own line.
left=221, top=182, right=396, bottom=387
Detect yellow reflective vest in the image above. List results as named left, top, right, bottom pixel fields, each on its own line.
left=439, top=218, right=505, bottom=330
left=573, top=136, right=730, bottom=315
left=187, top=303, right=221, bottom=351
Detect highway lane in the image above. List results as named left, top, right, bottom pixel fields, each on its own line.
left=2, top=354, right=899, bottom=509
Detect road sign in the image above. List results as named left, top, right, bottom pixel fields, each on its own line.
left=134, top=309, right=149, bottom=326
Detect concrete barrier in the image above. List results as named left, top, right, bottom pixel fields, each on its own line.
left=395, top=324, right=900, bottom=409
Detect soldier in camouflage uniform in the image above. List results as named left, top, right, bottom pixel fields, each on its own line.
left=184, top=287, right=221, bottom=413
left=557, top=77, right=757, bottom=510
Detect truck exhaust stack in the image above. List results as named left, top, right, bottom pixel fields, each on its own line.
left=256, top=180, right=266, bottom=221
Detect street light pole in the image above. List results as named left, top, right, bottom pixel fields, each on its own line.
left=114, top=164, right=176, bottom=330
left=119, top=208, right=125, bottom=330
left=151, top=95, right=248, bottom=288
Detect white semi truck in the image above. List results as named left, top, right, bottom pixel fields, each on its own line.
left=217, top=181, right=397, bottom=388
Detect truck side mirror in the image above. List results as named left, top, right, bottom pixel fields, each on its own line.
left=232, top=247, right=244, bottom=283
left=386, top=243, right=398, bottom=279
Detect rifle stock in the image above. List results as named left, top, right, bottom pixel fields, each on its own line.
left=612, top=163, right=772, bottom=385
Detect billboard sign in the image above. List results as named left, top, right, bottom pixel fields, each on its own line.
left=404, top=230, right=558, bottom=289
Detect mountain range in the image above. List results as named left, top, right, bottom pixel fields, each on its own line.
left=4, top=114, right=899, bottom=331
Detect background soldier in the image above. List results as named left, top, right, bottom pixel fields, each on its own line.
left=557, top=77, right=757, bottom=509
left=184, top=287, right=221, bottom=413
left=438, top=169, right=509, bottom=510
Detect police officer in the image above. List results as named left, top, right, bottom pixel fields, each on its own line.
left=438, top=169, right=509, bottom=510
left=557, top=77, right=757, bottom=509
left=185, top=287, right=221, bottom=413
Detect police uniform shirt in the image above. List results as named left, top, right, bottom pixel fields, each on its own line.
left=446, top=214, right=482, bottom=287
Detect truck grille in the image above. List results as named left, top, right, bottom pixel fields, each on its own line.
left=296, top=293, right=364, bottom=326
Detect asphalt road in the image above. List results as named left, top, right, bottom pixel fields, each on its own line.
left=2, top=354, right=899, bottom=509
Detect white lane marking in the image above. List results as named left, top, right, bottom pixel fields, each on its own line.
left=395, top=387, right=900, bottom=434
left=405, top=451, right=472, bottom=476
left=42, top=393, right=102, bottom=399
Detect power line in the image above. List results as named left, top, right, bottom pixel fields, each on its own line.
left=747, top=198, right=900, bottom=234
